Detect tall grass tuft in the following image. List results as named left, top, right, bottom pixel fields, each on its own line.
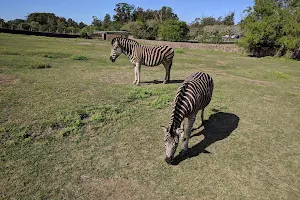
left=30, top=63, right=52, bottom=69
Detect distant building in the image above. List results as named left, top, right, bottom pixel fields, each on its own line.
left=92, top=31, right=129, bottom=40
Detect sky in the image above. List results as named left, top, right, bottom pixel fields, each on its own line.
left=0, top=0, right=254, bottom=25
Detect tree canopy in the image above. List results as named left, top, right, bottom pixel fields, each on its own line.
left=239, top=0, right=300, bottom=59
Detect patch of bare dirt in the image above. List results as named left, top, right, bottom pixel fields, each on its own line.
left=216, top=61, right=228, bottom=66
left=0, top=74, right=19, bottom=85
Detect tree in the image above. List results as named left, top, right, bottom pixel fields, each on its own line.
left=121, top=19, right=159, bottom=39
left=67, top=18, right=78, bottom=27
left=113, top=3, right=135, bottom=23
left=92, top=16, right=102, bottom=28
left=27, top=13, right=57, bottom=25
left=222, top=12, right=235, bottom=25
left=201, top=16, right=217, bottom=26
left=239, top=0, right=300, bottom=59
left=154, top=6, right=178, bottom=23
left=131, top=7, right=145, bottom=21
left=79, top=22, right=87, bottom=29
left=158, top=20, right=189, bottom=41
left=102, top=14, right=112, bottom=30
left=29, top=21, right=40, bottom=31
left=103, top=14, right=111, bottom=24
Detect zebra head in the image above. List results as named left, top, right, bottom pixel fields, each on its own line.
left=110, top=39, right=122, bottom=62
left=161, top=126, right=181, bottom=164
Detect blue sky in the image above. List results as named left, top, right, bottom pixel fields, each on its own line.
left=0, top=0, right=254, bottom=24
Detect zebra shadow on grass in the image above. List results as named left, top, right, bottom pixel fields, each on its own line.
left=140, top=79, right=184, bottom=85
left=171, top=110, right=240, bottom=165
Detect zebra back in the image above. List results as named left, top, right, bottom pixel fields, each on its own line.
left=169, top=72, right=214, bottom=132
left=111, top=37, right=139, bottom=46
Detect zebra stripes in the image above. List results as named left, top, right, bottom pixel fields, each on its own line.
left=110, top=37, right=174, bottom=85
left=163, top=72, right=214, bottom=164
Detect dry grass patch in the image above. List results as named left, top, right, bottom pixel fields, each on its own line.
left=0, top=73, right=19, bottom=85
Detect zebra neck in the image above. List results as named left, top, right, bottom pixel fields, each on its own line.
left=169, top=109, right=184, bottom=132
left=122, top=43, right=137, bottom=59
left=169, top=83, right=188, bottom=132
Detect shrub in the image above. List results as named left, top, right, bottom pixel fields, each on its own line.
left=121, top=20, right=159, bottom=40
left=158, top=20, right=189, bottom=42
left=239, top=0, right=300, bottom=59
left=71, top=55, right=88, bottom=60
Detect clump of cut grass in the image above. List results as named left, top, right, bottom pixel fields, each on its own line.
left=127, top=88, right=154, bottom=102
left=149, top=94, right=173, bottom=109
left=175, top=49, right=184, bottom=54
left=127, top=88, right=173, bottom=109
left=53, top=104, right=132, bottom=137
left=30, top=63, right=52, bottom=69
left=273, top=71, right=289, bottom=79
left=43, top=54, right=57, bottom=59
left=71, top=55, right=88, bottom=60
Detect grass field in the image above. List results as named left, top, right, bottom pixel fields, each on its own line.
left=0, top=33, right=300, bottom=199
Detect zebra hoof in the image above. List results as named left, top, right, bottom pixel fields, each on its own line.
left=163, top=80, right=169, bottom=84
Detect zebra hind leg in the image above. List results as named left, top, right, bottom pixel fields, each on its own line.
left=191, top=109, right=205, bottom=132
left=200, top=108, right=205, bottom=127
left=162, top=60, right=172, bottom=84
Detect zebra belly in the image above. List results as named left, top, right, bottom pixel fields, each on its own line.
left=143, top=61, right=162, bottom=67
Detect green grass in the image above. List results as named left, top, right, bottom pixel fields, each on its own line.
left=0, top=33, right=300, bottom=199
left=71, top=54, right=89, bottom=60
left=174, top=48, right=185, bottom=54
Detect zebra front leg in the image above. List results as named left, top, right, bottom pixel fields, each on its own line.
left=133, top=64, right=137, bottom=84
left=179, top=121, right=185, bottom=141
left=135, top=64, right=141, bottom=85
left=191, top=109, right=205, bottom=132
left=182, top=115, right=196, bottom=154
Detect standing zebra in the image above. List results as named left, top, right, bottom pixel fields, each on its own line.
left=161, top=72, right=214, bottom=164
left=110, top=37, right=174, bottom=85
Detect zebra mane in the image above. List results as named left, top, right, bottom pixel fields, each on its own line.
left=169, top=82, right=189, bottom=135
left=111, top=37, right=139, bottom=45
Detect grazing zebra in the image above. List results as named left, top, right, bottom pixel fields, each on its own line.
left=109, top=37, right=174, bottom=85
left=161, top=72, right=214, bottom=164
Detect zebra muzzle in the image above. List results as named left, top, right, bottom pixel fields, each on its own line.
left=165, top=156, right=173, bottom=165
left=110, top=56, right=115, bottom=62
